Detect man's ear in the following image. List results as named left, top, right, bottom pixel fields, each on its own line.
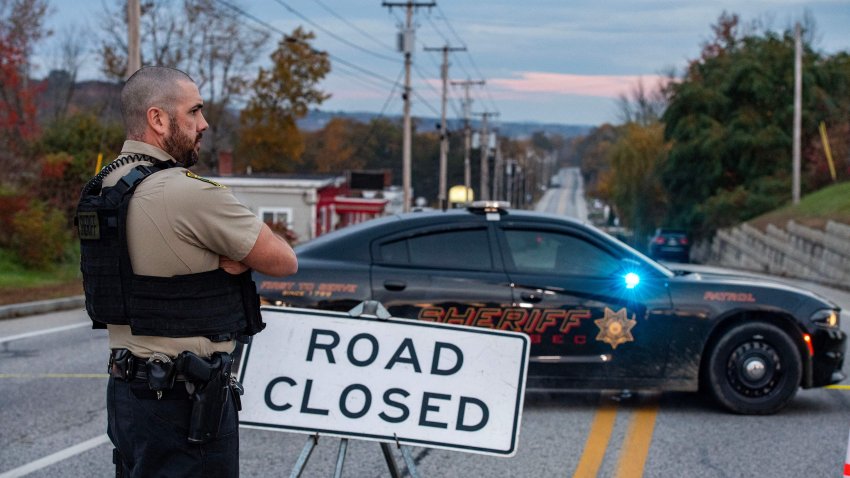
left=147, top=107, right=169, bottom=136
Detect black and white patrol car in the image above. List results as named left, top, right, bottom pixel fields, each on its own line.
left=255, top=202, right=846, bottom=414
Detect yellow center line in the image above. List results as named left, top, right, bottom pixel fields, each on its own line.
left=0, top=373, right=108, bottom=379
left=572, top=400, right=618, bottom=478
left=615, top=400, right=660, bottom=478
left=826, top=384, right=850, bottom=390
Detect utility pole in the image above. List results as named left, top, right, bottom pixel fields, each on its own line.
left=474, top=111, right=498, bottom=201
left=492, top=128, right=502, bottom=200
left=451, top=79, right=485, bottom=203
left=127, top=0, right=141, bottom=79
left=383, top=1, right=435, bottom=212
left=425, top=44, right=466, bottom=210
left=792, top=22, right=802, bottom=205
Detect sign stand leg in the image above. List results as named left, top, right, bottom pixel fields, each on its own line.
left=288, top=436, right=423, bottom=478
left=380, top=442, right=402, bottom=478
left=399, top=445, right=422, bottom=478
left=333, top=439, right=348, bottom=478
left=289, top=433, right=318, bottom=478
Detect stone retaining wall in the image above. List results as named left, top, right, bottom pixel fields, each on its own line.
left=693, top=220, right=850, bottom=287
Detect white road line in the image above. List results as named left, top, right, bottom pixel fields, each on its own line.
left=0, top=322, right=89, bottom=345
left=0, top=434, right=110, bottom=478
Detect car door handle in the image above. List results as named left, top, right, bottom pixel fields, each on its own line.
left=520, top=292, right=542, bottom=303
left=384, top=280, right=407, bottom=291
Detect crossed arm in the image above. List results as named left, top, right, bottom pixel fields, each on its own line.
left=219, top=223, right=298, bottom=277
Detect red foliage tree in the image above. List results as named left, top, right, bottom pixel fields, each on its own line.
left=0, top=37, right=39, bottom=142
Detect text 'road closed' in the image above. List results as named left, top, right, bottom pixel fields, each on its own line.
left=238, top=307, right=529, bottom=456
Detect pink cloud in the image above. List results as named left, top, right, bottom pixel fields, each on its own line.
left=489, top=72, right=671, bottom=98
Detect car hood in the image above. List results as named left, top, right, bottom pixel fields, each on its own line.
left=667, top=266, right=839, bottom=311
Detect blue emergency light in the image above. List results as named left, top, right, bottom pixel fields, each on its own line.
left=624, top=272, right=641, bottom=289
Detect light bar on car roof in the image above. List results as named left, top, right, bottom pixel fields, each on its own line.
left=468, top=201, right=510, bottom=212
left=467, top=201, right=510, bottom=220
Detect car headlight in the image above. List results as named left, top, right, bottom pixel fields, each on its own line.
left=811, top=309, right=840, bottom=328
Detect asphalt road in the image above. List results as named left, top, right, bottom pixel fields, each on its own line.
left=1, top=299, right=849, bottom=477
left=535, top=167, right=589, bottom=221
left=3, top=175, right=850, bottom=477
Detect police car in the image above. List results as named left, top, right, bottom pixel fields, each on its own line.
left=255, top=202, right=846, bottom=414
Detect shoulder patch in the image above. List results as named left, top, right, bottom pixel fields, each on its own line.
left=185, top=171, right=226, bottom=188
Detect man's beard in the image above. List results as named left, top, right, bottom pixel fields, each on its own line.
left=163, top=117, right=201, bottom=167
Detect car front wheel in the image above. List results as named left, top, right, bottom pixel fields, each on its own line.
left=706, top=322, right=802, bottom=414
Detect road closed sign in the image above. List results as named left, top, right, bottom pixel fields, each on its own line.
left=238, top=306, right=530, bottom=456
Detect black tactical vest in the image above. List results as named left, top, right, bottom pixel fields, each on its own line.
left=75, top=155, right=265, bottom=340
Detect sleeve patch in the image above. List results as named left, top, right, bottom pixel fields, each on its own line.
left=185, top=171, right=226, bottom=188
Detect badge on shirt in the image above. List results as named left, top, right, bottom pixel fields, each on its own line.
left=185, top=171, right=226, bottom=188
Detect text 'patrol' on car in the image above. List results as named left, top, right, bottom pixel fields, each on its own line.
left=255, top=202, right=846, bottom=415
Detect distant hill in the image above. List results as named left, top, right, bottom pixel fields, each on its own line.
left=36, top=74, right=594, bottom=141
left=298, top=109, right=593, bottom=140
left=36, top=71, right=123, bottom=124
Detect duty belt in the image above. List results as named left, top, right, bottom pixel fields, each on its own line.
left=107, top=348, right=244, bottom=426
left=108, top=349, right=187, bottom=382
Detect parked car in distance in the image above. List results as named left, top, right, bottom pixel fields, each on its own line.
left=255, top=203, right=846, bottom=415
left=648, top=228, right=690, bottom=263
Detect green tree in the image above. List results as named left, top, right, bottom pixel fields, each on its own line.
left=237, top=28, right=330, bottom=172
left=34, top=113, right=124, bottom=221
left=662, top=12, right=850, bottom=237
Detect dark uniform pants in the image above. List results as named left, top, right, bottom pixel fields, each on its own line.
left=107, top=376, right=239, bottom=477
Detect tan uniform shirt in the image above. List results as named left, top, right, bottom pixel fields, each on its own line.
left=102, top=140, right=262, bottom=358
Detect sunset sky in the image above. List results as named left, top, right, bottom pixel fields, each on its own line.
left=41, top=0, right=850, bottom=126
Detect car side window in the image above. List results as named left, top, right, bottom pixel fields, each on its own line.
left=503, top=229, right=620, bottom=276
left=378, top=228, right=493, bottom=271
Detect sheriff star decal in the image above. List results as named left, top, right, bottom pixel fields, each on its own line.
left=594, top=307, right=637, bottom=349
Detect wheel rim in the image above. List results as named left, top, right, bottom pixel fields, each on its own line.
left=725, top=340, right=783, bottom=398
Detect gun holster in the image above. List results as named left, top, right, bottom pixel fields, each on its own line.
left=178, top=351, right=234, bottom=444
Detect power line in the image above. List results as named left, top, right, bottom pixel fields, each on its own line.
left=434, top=4, right=466, bottom=47
left=271, top=0, right=401, bottom=63
left=214, top=0, right=399, bottom=89
left=412, top=63, right=441, bottom=101
left=432, top=5, right=498, bottom=113
left=310, top=0, right=396, bottom=52
left=435, top=5, right=498, bottom=113
left=379, top=66, right=406, bottom=116
left=411, top=90, right=441, bottom=117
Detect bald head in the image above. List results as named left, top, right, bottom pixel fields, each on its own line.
left=121, top=66, right=195, bottom=140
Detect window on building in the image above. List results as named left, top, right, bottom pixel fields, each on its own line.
left=259, top=207, right=294, bottom=228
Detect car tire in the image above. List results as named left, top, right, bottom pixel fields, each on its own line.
left=706, top=322, right=801, bottom=415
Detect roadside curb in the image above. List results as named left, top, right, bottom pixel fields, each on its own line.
left=0, top=295, right=86, bottom=320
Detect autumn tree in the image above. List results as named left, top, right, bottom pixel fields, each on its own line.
left=0, top=0, right=50, bottom=182
left=607, top=122, right=669, bottom=245
left=237, top=28, right=330, bottom=173
left=302, top=117, right=362, bottom=173
left=570, top=124, right=621, bottom=201
left=617, top=75, right=671, bottom=126
left=98, top=0, right=269, bottom=170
